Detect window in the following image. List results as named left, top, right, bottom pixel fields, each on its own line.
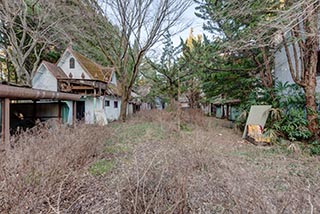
left=105, top=100, right=110, bottom=107
left=69, top=57, right=75, bottom=69
left=114, top=101, right=118, bottom=108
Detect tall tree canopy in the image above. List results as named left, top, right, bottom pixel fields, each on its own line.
left=74, top=0, right=192, bottom=121
left=0, top=0, right=71, bottom=85
left=195, top=0, right=320, bottom=138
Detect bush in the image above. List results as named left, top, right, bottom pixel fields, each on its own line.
left=236, top=81, right=312, bottom=142
left=274, top=108, right=312, bottom=141
left=309, top=141, right=320, bottom=156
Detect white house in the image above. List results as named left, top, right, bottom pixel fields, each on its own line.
left=32, top=47, right=122, bottom=124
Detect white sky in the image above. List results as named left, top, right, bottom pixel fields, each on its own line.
left=171, top=3, right=204, bottom=47
left=150, top=2, right=204, bottom=58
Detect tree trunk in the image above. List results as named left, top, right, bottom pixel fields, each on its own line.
left=303, top=47, right=319, bottom=139
left=120, top=89, right=129, bottom=122
left=304, top=85, right=319, bottom=138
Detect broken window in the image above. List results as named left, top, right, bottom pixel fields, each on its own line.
left=114, top=101, right=118, bottom=108
left=105, top=100, right=110, bottom=107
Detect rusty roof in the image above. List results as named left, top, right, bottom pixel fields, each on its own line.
left=42, top=61, right=68, bottom=79
left=69, top=48, right=114, bottom=83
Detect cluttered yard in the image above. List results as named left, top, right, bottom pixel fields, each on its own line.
left=1, top=110, right=320, bottom=213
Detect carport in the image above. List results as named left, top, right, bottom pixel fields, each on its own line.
left=0, top=84, right=81, bottom=144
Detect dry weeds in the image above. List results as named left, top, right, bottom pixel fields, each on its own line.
left=1, top=110, right=320, bottom=213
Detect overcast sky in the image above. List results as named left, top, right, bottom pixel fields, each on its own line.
left=150, top=3, right=204, bottom=58
left=171, top=3, right=204, bottom=47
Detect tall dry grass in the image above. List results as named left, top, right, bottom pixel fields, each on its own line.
left=0, top=120, right=108, bottom=213
left=1, top=110, right=319, bottom=213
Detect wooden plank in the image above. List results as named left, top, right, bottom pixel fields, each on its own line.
left=71, top=86, right=94, bottom=90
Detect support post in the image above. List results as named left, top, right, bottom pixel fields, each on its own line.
left=58, top=100, right=62, bottom=123
left=33, top=100, right=37, bottom=123
left=3, top=98, right=10, bottom=144
left=1, top=99, right=5, bottom=144
left=73, top=101, right=76, bottom=126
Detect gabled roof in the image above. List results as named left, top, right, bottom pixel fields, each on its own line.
left=67, top=47, right=114, bottom=83
left=42, top=61, right=68, bottom=79
left=106, top=83, right=121, bottom=97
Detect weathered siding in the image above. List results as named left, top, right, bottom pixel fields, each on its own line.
left=84, top=97, right=106, bottom=124
left=32, top=64, right=58, bottom=91
left=127, top=103, right=133, bottom=115
left=58, top=51, right=91, bottom=79
left=104, top=96, right=121, bottom=121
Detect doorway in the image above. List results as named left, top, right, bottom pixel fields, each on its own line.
left=76, top=101, right=85, bottom=121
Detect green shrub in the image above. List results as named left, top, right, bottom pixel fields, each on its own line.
left=275, top=108, right=312, bottom=141
left=309, top=141, right=320, bottom=156
left=236, top=81, right=312, bottom=142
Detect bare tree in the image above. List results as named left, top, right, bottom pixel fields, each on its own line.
left=77, top=0, right=192, bottom=121
left=0, top=0, right=70, bottom=85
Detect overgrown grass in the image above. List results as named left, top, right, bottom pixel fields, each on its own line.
left=89, top=159, right=114, bottom=176
left=1, top=110, right=319, bottom=213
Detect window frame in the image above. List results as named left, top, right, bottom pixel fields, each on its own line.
left=69, top=57, right=75, bottom=69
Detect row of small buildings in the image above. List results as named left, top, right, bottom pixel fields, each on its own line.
left=0, top=47, right=148, bottom=143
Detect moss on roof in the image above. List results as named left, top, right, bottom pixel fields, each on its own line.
left=70, top=49, right=114, bottom=82
left=42, top=61, right=67, bottom=79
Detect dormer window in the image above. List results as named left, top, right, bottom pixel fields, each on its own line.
left=69, top=57, right=75, bottom=69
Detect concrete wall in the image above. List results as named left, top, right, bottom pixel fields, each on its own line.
left=32, top=64, right=58, bottom=91
left=58, top=51, right=91, bottom=79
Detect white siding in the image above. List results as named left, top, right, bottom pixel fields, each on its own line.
left=32, top=64, right=58, bottom=91
left=110, top=72, right=117, bottom=85
left=104, top=96, right=121, bottom=121
left=84, top=96, right=106, bottom=124
left=141, top=103, right=151, bottom=110
left=127, top=103, right=133, bottom=115
left=57, top=51, right=91, bottom=79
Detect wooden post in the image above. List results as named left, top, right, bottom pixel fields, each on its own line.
left=33, top=100, right=37, bottom=122
left=1, top=99, right=5, bottom=144
left=3, top=98, right=10, bottom=144
left=73, top=101, right=76, bottom=126
left=58, top=100, right=62, bottom=123
left=226, top=104, right=230, bottom=120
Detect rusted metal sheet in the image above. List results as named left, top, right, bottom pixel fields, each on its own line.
left=0, top=84, right=81, bottom=101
